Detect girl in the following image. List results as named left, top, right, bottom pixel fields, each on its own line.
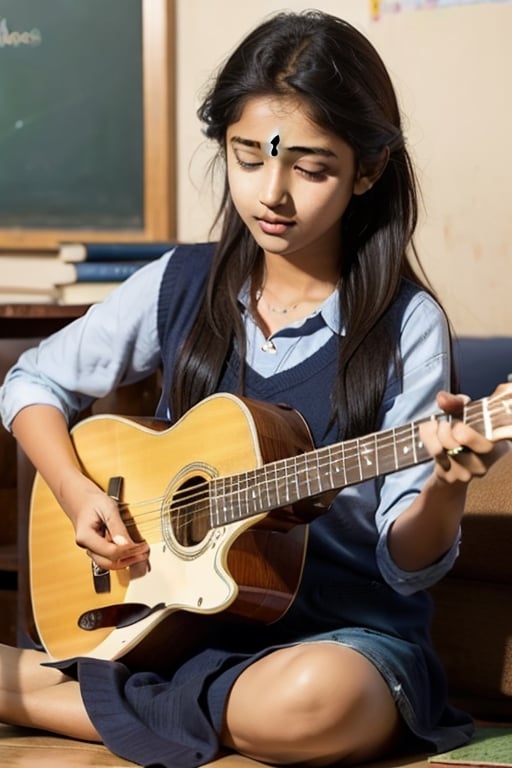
left=0, top=10, right=508, bottom=768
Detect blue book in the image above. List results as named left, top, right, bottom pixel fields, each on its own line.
left=73, top=260, right=151, bottom=282
left=59, top=241, right=177, bottom=263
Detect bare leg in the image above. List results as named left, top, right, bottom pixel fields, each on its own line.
left=0, top=643, right=100, bottom=742
left=222, top=642, right=401, bottom=766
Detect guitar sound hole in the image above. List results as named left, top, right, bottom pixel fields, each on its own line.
left=169, top=475, right=210, bottom=546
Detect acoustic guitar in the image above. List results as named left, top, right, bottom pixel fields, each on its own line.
left=29, top=389, right=512, bottom=663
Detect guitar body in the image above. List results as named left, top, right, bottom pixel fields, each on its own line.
left=29, top=393, right=314, bottom=662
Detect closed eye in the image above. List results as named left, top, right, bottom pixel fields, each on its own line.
left=235, top=157, right=263, bottom=170
left=296, top=165, right=328, bottom=181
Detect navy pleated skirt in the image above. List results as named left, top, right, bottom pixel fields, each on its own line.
left=52, top=617, right=474, bottom=768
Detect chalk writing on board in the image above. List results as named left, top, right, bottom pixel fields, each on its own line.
left=0, top=18, right=41, bottom=47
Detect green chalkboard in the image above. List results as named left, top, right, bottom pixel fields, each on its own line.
left=0, top=0, right=144, bottom=231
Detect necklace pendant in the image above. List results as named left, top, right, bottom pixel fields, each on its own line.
left=261, top=339, right=277, bottom=354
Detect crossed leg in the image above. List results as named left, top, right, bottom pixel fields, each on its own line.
left=0, top=644, right=99, bottom=742
left=222, top=642, right=401, bottom=766
left=0, top=641, right=401, bottom=765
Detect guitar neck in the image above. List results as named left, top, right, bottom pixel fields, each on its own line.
left=211, top=420, right=429, bottom=525
left=210, top=394, right=503, bottom=526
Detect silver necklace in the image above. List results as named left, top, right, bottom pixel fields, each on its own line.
left=255, top=287, right=302, bottom=315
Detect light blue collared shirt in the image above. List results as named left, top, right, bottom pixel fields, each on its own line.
left=0, top=247, right=458, bottom=595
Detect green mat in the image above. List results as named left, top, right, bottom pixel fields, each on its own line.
left=429, top=727, right=512, bottom=766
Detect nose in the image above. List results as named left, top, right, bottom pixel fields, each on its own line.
left=258, top=164, right=289, bottom=209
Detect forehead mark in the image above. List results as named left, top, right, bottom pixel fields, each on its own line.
left=268, top=132, right=280, bottom=157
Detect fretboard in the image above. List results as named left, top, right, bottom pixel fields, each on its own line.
left=210, top=420, right=430, bottom=526
left=209, top=393, right=508, bottom=526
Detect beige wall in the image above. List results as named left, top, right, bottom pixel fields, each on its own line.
left=175, top=1, right=512, bottom=336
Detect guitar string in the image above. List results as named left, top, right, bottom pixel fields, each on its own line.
left=114, top=397, right=504, bottom=537
left=110, top=397, right=506, bottom=540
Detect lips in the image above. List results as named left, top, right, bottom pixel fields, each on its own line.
left=257, top=218, right=295, bottom=235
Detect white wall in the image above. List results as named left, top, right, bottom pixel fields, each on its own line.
left=175, top=1, right=512, bottom=335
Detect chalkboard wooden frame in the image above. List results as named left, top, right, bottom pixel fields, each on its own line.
left=0, top=0, right=175, bottom=251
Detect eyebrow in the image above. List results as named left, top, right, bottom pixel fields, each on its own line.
left=230, top=136, right=261, bottom=149
left=230, top=136, right=336, bottom=158
left=286, top=145, right=336, bottom=158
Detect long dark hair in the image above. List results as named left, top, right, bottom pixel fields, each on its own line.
left=171, top=10, right=448, bottom=438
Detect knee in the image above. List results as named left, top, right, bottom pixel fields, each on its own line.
left=274, top=644, right=362, bottom=740
left=224, top=642, right=399, bottom=765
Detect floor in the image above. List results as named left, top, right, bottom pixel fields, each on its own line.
left=0, top=724, right=432, bottom=768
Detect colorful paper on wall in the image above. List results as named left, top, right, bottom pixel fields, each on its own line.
left=371, top=0, right=511, bottom=19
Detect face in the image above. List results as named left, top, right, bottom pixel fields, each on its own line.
left=226, top=95, right=372, bottom=264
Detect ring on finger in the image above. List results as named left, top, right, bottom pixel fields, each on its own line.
left=446, top=445, right=467, bottom=457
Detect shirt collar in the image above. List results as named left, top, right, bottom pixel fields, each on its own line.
left=238, top=282, right=345, bottom=336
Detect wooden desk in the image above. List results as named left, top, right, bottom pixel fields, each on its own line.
left=0, top=303, right=89, bottom=337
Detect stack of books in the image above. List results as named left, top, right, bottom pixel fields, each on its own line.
left=0, top=242, right=177, bottom=305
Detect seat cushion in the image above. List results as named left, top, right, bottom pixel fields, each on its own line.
left=452, top=451, right=512, bottom=583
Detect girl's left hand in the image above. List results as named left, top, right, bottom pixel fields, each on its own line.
left=419, top=386, right=512, bottom=484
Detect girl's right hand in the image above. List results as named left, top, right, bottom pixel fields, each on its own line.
left=59, top=470, right=150, bottom=573
left=11, top=404, right=149, bottom=573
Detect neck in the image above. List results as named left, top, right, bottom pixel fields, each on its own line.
left=259, top=253, right=341, bottom=305
left=251, top=271, right=339, bottom=339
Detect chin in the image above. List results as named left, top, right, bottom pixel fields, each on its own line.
left=251, top=231, right=295, bottom=254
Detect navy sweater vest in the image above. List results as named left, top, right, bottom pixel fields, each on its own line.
left=156, top=243, right=341, bottom=447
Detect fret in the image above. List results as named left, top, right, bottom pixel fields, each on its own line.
left=345, top=439, right=364, bottom=485
left=261, top=464, right=273, bottom=510
left=310, top=451, right=324, bottom=496
left=250, top=477, right=260, bottom=508
left=339, top=443, right=350, bottom=482
left=252, top=467, right=263, bottom=513
left=322, top=445, right=336, bottom=492
left=482, top=398, right=492, bottom=439
left=392, top=426, right=399, bottom=469
left=377, top=428, right=400, bottom=475
left=280, top=458, right=292, bottom=504
left=290, top=455, right=301, bottom=500
left=237, top=470, right=250, bottom=519
left=396, top=425, right=411, bottom=469
left=208, top=480, right=216, bottom=527
left=341, top=441, right=348, bottom=486
left=221, top=474, right=232, bottom=524
left=232, top=472, right=241, bottom=521
left=325, top=445, right=335, bottom=489
left=303, top=454, right=313, bottom=498
left=268, top=461, right=280, bottom=507
left=356, top=437, right=363, bottom=481
left=359, top=437, right=376, bottom=477
left=400, top=426, right=409, bottom=463
left=328, top=446, right=340, bottom=485
left=411, top=422, right=418, bottom=464
left=273, top=459, right=284, bottom=506
left=293, top=454, right=304, bottom=499
left=211, top=476, right=223, bottom=526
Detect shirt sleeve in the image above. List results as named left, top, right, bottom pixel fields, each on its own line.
left=0, top=251, right=173, bottom=430
left=373, top=290, right=460, bottom=594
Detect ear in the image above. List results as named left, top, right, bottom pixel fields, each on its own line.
left=353, top=147, right=390, bottom=196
